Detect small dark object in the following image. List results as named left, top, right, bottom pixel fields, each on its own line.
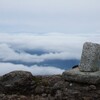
left=72, top=65, right=78, bottom=69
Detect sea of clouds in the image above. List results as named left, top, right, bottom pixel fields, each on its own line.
left=0, top=33, right=100, bottom=75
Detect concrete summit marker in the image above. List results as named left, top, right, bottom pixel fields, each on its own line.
left=79, top=42, right=100, bottom=72
left=63, top=42, right=100, bottom=84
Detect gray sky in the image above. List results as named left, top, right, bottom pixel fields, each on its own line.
left=0, top=0, right=100, bottom=33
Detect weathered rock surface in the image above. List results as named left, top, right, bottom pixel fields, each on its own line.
left=0, top=71, right=36, bottom=94
left=62, top=68, right=100, bottom=84
left=79, top=42, right=100, bottom=72
left=0, top=70, right=100, bottom=100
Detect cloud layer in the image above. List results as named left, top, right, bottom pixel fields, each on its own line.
left=0, top=33, right=100, bottom=75
left=0, top=62, right=65, bottom=76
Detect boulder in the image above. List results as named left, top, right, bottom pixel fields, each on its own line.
left=62, top=68, right=100, bottom=84
left=0, top=71, right=35, bottom=94
left=79, top=42, right=100, bottom=72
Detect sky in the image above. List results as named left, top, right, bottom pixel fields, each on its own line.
left=0, top=0, right=100, bottom=75
left=0, top=0, right=100, bottom=33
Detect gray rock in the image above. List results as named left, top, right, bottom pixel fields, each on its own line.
left=42, top=93, right=47, bottom=97
left=55, top=90, right=62, bottom=100
left=0, top=70, right=33, bottom=85
left=79, top=42, right=100, bottom=72
left=52, top=81, right=65, bottom=91
left=0, top=71, right=35, bottom=94
left=35, top=86, right=45, bottom=94
left=62, top=68, right=100, bottom=84
left=89, top=85, right=96, bottom=90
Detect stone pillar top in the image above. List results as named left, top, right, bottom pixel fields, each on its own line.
left=79, top=42, right=100, bottom=72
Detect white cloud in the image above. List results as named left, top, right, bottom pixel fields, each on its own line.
left=0, top=33, right=100, bottom=63
left=0, top=33, right=100, bottom=75
left=0, top=62, right=65, bottom=76
left=0, top=43, right=79, bottom=63
left=0, top=44, right=44, bottom=63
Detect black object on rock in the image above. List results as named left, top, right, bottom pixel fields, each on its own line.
left=72, top=65, right=78, bottom=69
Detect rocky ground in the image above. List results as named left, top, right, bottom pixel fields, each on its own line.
left=0, top=70, right=100, bottom=100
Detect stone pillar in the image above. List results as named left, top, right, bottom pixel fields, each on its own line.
left=79, top=42, right=100, bottom=72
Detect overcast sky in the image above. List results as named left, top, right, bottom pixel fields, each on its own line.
left=0, top=0, right=100, bottom=33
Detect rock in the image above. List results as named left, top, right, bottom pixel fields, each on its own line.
left=62, top=68, right=100, bottom=84
left=55, top=90, right=62, bottom=100
left=63, top=42, right=100, bottom=84
left=0, top=94, right=5, bottom=99
left=42, top=93, right=47, bottom=97
left=89, top=85, right=96, bottom=90
left=62, top=96, right=68, bottom=100
left=45, top=75, right=62, bottom=87
left=19, top=95, right=28, bottom=100
left=0, top=69, right=100, bottom=99
left=48, top=94, right=54, bottom=100
left=35, top=86, right=45, bottom=94
left=69, top=83, right=73, bottom=86
left=82, top=97, right=93, bottom=100
left=52, top=81, right=65, bottom=91
left=43, top=86, right=51, bottom=94
left=0, top=82, right=5, bottom=93
left=79, top=42, right=100, bottom=72
left=0, top=71, right=35, bottom=94
left=34, top=95, right=40, bottom=100
left=97, top=90, right=100, bottom=95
